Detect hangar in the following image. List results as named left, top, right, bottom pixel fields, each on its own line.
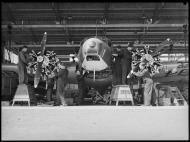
left=1, top=2, right=189, bottom=140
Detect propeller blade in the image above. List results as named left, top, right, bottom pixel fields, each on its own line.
left=34, top=32, right=47, bottom=88
left=152, top=38, right=173, bottom=57
left=41, top=32, right=47, bottom=55
left=34, top=62, right=42, bottom=88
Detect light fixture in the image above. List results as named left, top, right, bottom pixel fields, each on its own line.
left=67, top=16, right=72, bottom=20
left=55, top=21, right=60, bottom=25
left=166, top=38, right=170, bottom=41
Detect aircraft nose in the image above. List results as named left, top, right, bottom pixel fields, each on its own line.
left=88, top=41, right=96, bottom=48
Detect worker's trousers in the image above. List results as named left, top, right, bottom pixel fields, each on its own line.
left=143, top=78, right=153, bottom=106
left=121, top=61, right=131, bottom=85
left=55, top=82, right=67, bottom=105
left=46, top=78, right=54, bottom=102
left=18, top=64, right=28, bottom=84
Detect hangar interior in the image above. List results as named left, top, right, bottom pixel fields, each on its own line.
left=1, top=2, right=189, bottom=106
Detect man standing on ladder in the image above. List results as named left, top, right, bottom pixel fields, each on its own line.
left=18, top=45, right=30, bottom=84
left=116, top=43, right=133, bottom=85
left=15, top=45, right=37, bottom=106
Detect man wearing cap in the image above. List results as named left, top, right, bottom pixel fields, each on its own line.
left=118, top=43, right=133, bottom=84
left=18, top=46, right=37, bottom=105
left=113, top=45, right=122, bottom=85
left=18, top=45, right=30, bottom=84
left=131, top=62, right=154, bottom=106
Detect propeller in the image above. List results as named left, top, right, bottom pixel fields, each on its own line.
left=34, top=32, right=47, bottom=88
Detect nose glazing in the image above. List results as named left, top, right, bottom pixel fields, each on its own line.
left=89, top=41, right=96, bottom=48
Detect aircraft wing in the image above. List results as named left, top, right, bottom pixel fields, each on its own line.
left=153, top=68, right=189, bottom=83
left=2, top=63, right=18, bottom=74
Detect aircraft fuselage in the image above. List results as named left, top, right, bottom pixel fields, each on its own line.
left=77, top=37, right=113, bottom=91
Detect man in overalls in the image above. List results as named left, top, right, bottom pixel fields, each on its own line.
left=18, top=46, right=37, bottom=105
left=131, top=62, right=154, bottom=106
left=18, top=46, right=29, bottom=84
left=121, top=47, right=133, bottom=84
left=116, top=44, right=133, bottom=85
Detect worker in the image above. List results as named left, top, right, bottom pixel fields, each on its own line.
left=151, top=83, right=161, bottom=106
left=54, top=63, right=69, bottom=106
left=125, top=44, right=133, bottom=84
left=18, top=45, right=30, bottom=84
left=18, top=46, right=37, bottom=105
left=131, top=62, right=154, bottom=106
left=118, top=43, right=133, bottom=84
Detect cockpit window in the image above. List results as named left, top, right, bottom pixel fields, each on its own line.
left=86, top=55, right=100, bottom=61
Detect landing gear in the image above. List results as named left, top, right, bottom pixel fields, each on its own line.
left=76, top=72, right=112, bottom=105
left=92, top=93, right=111, bottom=105
left=91, top=89, right=111, bottom=105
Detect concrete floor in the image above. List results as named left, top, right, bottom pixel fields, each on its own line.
left=2, top=106, right=188, bottom=140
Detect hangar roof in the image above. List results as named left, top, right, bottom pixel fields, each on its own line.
left=1, top=2, right=189, bottom=55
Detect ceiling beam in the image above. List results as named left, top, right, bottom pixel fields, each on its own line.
left=3, top=28, right=183, bottom=31
left=10, top=8, right=188, bottom=11
left=9, top=43, right=188, bottom=48
left=1, top=24, right=185, bottom=29
left=106, top=32, right=185, bottom=35
left=4, top=32, right=186, bottom=36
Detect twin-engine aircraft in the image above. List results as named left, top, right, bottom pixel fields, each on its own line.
left=2, top=32, right=183, bottom=104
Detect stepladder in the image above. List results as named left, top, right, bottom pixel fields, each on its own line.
left=110, top=85, right=134, bottom=106
left=12, top=84, right=30, bottom=106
